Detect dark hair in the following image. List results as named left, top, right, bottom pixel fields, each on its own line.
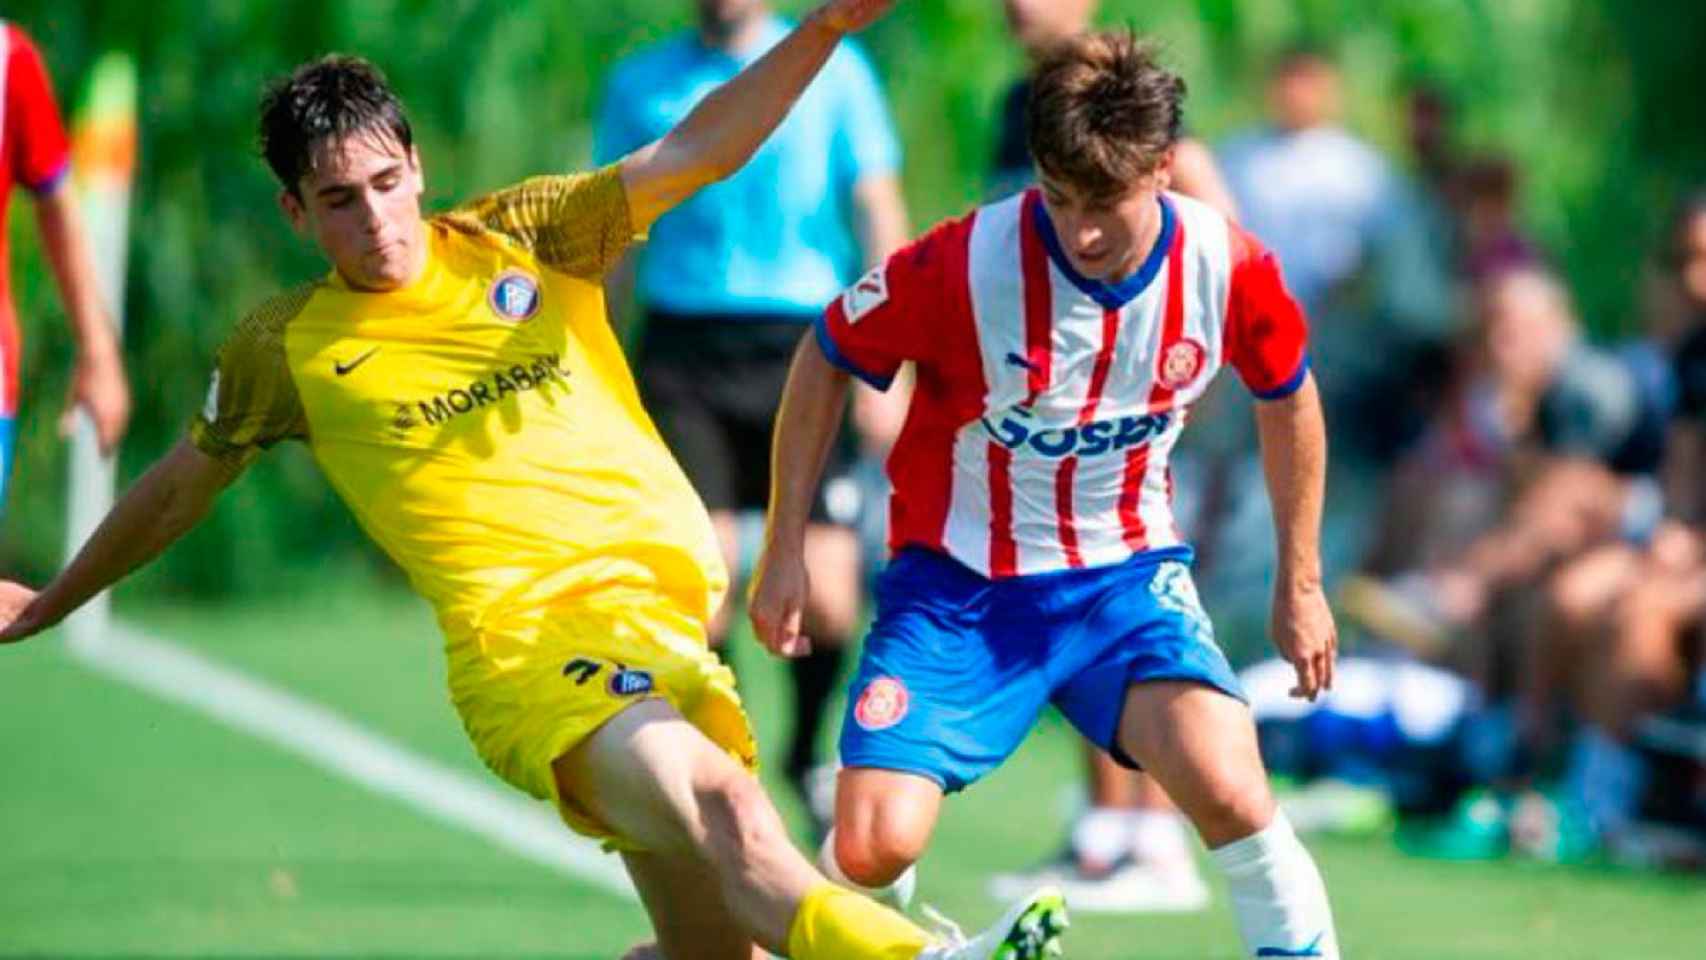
left=1027, top=31, right=1185, bottom=201
left=259, top=54, right=413, bottom=197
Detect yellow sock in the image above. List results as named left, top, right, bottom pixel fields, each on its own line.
left=786, top=881, right=932, bottom=960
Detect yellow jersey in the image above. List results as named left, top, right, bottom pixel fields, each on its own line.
left=190, top=167, right=727, bottom=637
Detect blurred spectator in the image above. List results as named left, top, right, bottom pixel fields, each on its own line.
left=0, top=22, right=131, bottom=516
left=1219, top=46, right=1453, bottom=464
left=979, top=0, right=1225, bottom=916
left=594, top=0, right=910, bottom=832
left=1458, top=157, right=1542, bottom=283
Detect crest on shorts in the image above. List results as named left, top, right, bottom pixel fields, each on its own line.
left=608, top=667, right=655, bottom=698
left=1157, top=339, right=1207, bottom=391
left=854, top=675, right=910, bottom=730
left=489, top=270, right=542, bottom=322
left=842, top=265, right=889, bottom=325
left=1150, top=561, right=1215, bottom=645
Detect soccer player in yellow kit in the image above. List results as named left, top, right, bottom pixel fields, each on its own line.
left=0, top=4, right=1069, bottom=959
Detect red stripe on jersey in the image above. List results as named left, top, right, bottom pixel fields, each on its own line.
left=1146, top=219, right=1189, bottom=414
left=1055, top=456, right=1083, bottom=568
left=1083, top=307, right=1121, bottom=424
left=1053, top=306, right=1122, bottom=568
left=988, top=442, right=1018, bottom=577
left=883, top=210, right=982, bottom=556
left=1019, top=191, right=1053, bottom=402
left=1118, top=444, right=1151, bottom=551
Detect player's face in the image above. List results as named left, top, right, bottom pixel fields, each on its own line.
left=281, top=131, right=427, bottom=292
left=1037, top=164, right=1168, bottom=284
left=1003, top=0, right=1097, bottom=52
left=698, top=0, right=766, bottom=31
left=1269, top=59, right=1341, bottom=131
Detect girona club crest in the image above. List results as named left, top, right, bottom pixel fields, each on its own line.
left=1158, top=338, right=1207, bottom=391
left=853, top=675, right=910, bottom=731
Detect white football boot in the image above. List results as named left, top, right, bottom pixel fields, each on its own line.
left=916, top=886, right=1069, bottom=960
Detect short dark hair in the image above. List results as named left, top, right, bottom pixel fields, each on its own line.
left=1027, top=31, right=1185, bottom=201
left=259, top=54, right=413, bottom=197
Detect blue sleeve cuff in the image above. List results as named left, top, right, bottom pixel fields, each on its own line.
left=1251, top=354, right=1311, bottom=401
left=26, top=159, right=72, bottom=196
left=814, top=311, right=895, bottom=391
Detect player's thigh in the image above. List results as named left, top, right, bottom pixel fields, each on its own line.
left=621, top=849, right=764, bottom=960
left=802, top=522, right=862, bottom=641
left=552, top=698, right=755, bottom=857
left=1116, top=680, right=1274, bottom=848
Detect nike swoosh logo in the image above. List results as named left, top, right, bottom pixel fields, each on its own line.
left=1006, top=351, right=1040, bottom=372
left=1257, top=933, right=1326, bottom=957
left=334, top=347, right=381, bottom=376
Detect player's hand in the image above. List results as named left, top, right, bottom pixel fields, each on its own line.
left=809, top=0, right=895, bottom=34
left=748, top=543, right=813, bottom=659
left=0, top=581, right=46, bottom=645
left=1272, top=578, right=1336, bottom=701
left=61, top=339, right=132, bottom=456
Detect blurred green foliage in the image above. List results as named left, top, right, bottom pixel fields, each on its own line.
left=3, top=0, right=1703, bottom=595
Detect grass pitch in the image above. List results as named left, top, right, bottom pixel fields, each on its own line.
left=2, top=582, right=1701, bottom=958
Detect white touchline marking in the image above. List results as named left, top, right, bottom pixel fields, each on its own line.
left=64, top=622, right=636, bottom=901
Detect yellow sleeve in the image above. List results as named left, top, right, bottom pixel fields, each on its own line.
left=188, top=285, right=314, bottom=468
left=450, top=165, right=637, bottom=280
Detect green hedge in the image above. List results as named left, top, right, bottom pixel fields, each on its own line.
left=4, top=0, right=1702, bottom=595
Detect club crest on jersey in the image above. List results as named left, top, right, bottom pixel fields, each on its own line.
left=489, top=270, right=542, bottom=322
left=1158, top=338, right=1207, bottom=391
left=842, top=265, right=889, bottom=325
left=854, top=675, right=909, bottom=731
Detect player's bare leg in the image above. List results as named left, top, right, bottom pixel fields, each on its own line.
left=621, top=850, right=765, bottom=960
left=1117, top=680, right=1339, bottom=959
left=554, top=699, right=1063, bottom=960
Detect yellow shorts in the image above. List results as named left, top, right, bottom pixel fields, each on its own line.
left=445, top=589, right=757, bottom=848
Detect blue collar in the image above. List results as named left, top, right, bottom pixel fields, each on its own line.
left=1029, top=192, right=1176, bottom=311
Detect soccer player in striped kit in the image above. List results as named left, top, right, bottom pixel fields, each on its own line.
left=0, top=22, right=131, bottom=513
left=751, top=31, right=1342, bottom=959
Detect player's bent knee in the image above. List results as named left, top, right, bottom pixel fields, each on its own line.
left=833, top=814, right=926, bottom=888
left=1192, top=773, right=1277, bottom=845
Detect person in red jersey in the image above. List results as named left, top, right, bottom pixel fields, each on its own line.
left=753, top=32, right=1342, bottom=959
left=0, top=21, right=131, bottom=511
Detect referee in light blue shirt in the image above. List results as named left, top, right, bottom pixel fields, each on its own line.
left=596, top=0, right=909, bottom=835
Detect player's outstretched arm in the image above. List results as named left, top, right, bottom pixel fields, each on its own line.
left=36, top=182, right=132, bottom=455
left=0, top=439, right=241, bottom=644
left=618, top=0, right=895, bottom=232
left=749, top=334, right=853, bottom=659
left=1254, top=373, right=1336, bottom=700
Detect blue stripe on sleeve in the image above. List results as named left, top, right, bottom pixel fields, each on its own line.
left=813, top=311, right=895, bottom=391
left=1252, top=355, right=1311, bottom=401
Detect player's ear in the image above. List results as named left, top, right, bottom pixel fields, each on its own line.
left=278, top=188, right=310, bottom=235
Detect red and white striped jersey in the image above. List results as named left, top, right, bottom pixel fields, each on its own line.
left=816, top=189, right=1309, bottom=579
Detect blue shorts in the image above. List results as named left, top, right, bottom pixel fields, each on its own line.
left=840, top=546, right=1245, bottom=793
left=0, top=417, right=13, bottom=513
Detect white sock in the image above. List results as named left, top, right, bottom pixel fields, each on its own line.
left=818, top=828, right=917, bottom=910
left=1129, top=808, right=1196, bottom=869
left=1207, top=811, right=1339, bottom=959
left=1070, top=806, right=1133, bottom=868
